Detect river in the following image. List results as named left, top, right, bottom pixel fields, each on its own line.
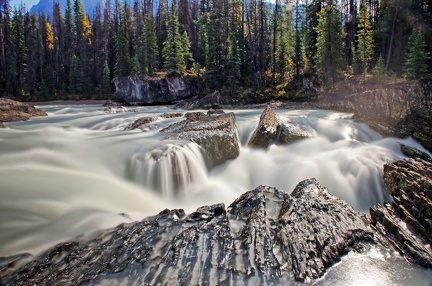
left=0, top=104, right=431, bottom=285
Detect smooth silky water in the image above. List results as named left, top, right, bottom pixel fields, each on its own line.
left=0, top=105, right=431, bottom=285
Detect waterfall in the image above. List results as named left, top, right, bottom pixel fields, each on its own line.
left=126, top=142, right=208, bottom=199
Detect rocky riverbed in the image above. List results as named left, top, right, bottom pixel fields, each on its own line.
left=0, top=98, right=47, bottom=127
left=0, top=106, right=431, bottom=285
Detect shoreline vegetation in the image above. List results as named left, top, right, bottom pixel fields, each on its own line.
left=0, top=0, right=430, bottom=103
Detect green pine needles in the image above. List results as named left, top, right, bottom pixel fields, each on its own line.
left=403, top=31, right=430, bottom=79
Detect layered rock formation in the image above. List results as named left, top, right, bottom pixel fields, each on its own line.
left=161, top=111, right=240, bottom=167
left=248, top=106, right=313, bottom=148
left=0, top=179, right=375, bottom=285
left=114, top=74, right=200, bottom=105
left=370, top=158, right=432, bottom=268
left=0, top=98, right=47, bottom=124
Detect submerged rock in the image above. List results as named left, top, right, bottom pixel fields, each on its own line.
left=0, top=179, right=375, bottom=285
left=161, top=111, right=240, bottom=167
left=124, top=116, right=158, bottom=130
left=0, top=98, right=47, bottom=123
left=370, top=158, right=432, bottom=268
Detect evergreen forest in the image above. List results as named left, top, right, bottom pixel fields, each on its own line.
left=0, top=0, right=431, bottom=101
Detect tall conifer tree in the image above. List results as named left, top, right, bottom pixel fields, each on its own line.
left=314, top=1, right=345, bottom=84
left=356, top=1, right=374, bottom=82
left=162, top=2, right=186, bottom=72
left=403, top=31, right=430, bottom=79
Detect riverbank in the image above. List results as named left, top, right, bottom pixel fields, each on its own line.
left=28, top=100, right=108, bottom=106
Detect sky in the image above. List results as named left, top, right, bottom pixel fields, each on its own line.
left=6, top=0, right=40, bottom=9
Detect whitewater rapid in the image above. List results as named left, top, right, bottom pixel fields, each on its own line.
left=0, top=104, right=431, bottom=285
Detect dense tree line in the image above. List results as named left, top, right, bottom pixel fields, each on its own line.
left=0, top=0, right=431, bottom=101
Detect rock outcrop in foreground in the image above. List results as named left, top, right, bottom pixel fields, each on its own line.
left=0, top=98, right=47, bottom=125
left=370, top=158, right=432, bottom=268
left=161, top=110, right=240, bottom=167
left=0, top=179, right=374, bottom=285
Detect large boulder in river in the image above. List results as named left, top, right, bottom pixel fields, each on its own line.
left=114, top=74, right=200, bottom=105
left=248, top=105, right=279, bottom=148
left=161, top=111, right=240, bottom=167
left=370, top=158, right=432, bottom=268
left=0, top=179, right=375, bottom=285
left=248, top=106, right=313, bottom=148
left=0, top=98, right=47, bottom=123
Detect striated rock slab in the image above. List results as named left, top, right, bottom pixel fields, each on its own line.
left=0, top=98, right=47, bottom=124
left=370, top=158, right=432, bottom=268
left=161, top=111, right=240, bottom=167
left=0, top=179, right=375, bottom=285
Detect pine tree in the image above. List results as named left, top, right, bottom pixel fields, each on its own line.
left=52, top=2, right=64, bottom=94
left=314, top=1, right=345, bottom=84
left=162, top=2, right=186, bottom=72
left=403, top=31, right=430, bottom=79
left=225, top=33, right=241, bottom=88
left=115, top=3, right=132, bottom=77
left=11, top=6, right=27, bottom=97
left=355, top=1, right=374, bottom=82
left=139, top=14, right=158, bottom=73
left=102, top=59, right=111, bottom=93
left=64, top=0, right=74, bottom=93
left=180, top=31, right=193, bottom=70
left=197, top=11, right=210, bottom=69
left=275, top=3, right=295, bottom=85
left=371, top=54, right=385, bottom=75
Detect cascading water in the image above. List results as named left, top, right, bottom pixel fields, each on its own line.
left=126, top=142, right=207, bottom=199
left=0, top=104, right=431, bottom=285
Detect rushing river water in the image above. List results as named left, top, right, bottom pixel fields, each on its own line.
left=1, top=105, right=431, bottom=285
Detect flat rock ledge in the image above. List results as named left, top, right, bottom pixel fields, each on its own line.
left=0, top=179, right=375, bottom=285
left=248, top=106, right=313, bottom=148
left=0, top=98, right=47, bottom=124
left=370, top=157, right=432, bottom=268
left=161, top=111, right=240, bottom=167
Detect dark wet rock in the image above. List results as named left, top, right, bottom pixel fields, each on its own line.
left=370, top=158, right=432, bottom=268
left=248, top=105, right=279, bottom=148
left=399, top=144, right=431, bottom=160
left=0, top=98, right=47, bottom=123
left=0, top=180, right=375, bottom=285
left=114, top=74, right=199, bottom=105
left=161, top=111, right=240, bottom=167
left=124, top=117, right=158, bottom=130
